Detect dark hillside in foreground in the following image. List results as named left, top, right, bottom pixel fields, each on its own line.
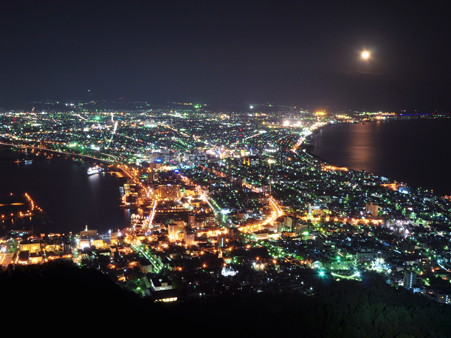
left=2, top=261, right=451, bottom=337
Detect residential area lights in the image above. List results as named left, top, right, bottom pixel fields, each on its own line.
left=2, top=105, right=451, bottom=303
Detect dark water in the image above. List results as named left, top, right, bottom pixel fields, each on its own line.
left=309, top=119, right=451, bottom=196
left=0, top=152, right=131, bottom=234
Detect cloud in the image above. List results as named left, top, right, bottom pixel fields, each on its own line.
left=334, top=70, right=389, bottom=76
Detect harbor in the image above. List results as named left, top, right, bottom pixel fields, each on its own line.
left=0, top=148, right=130, bottom=234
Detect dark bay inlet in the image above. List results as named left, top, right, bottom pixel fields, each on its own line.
left=0, top=148, right=130, bottom=234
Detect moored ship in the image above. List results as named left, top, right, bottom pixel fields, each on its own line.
left=87, top=165, right=103, bottom=175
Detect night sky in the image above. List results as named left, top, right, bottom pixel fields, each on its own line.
left=1, top=0, right=450, bottom=110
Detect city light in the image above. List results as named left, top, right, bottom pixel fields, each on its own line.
left=1, top=101, right=449, bottom=311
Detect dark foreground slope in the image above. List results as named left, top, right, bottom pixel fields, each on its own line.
left=2, top=261, right=451, bottom=338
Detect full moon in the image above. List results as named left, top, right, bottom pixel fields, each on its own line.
left=361, top=51, right=370, bottom=59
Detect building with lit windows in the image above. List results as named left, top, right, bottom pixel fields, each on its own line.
left=19, top=241, right=42, bottom=254
left=403, top=268, right=417, bottom=289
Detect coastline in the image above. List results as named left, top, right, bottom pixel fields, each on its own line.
left=301, top=123, right=358, bottom=170
left=0, top=142, right=114, bottom=164
left=300, top=118, right=451, bottom=196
